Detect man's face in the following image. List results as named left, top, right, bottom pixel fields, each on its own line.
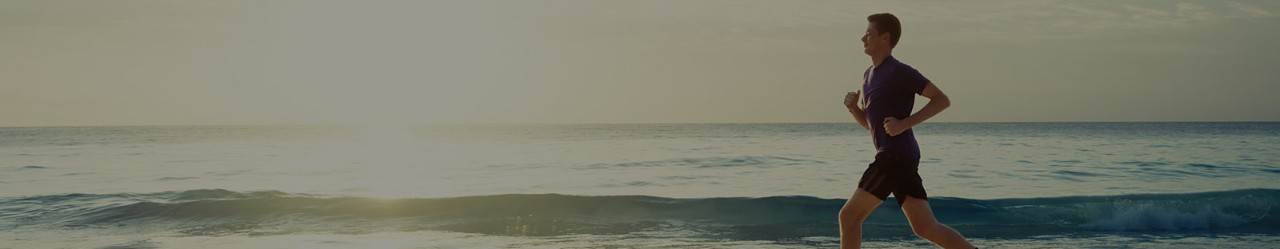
left=860, top=23, right=888, bottom=55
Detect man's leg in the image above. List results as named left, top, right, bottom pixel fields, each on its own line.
left=900, top=196, right=975, bottom=249
left=838, top=188, right=883, bottom=249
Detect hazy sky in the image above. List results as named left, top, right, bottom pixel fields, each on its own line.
left=2, top=0, right=1277, bottom=126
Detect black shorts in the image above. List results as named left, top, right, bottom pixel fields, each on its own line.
left=857, top=152, right=927, bottom=206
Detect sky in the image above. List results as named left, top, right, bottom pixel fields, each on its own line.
left=2, top=0, right=1277, bottom=126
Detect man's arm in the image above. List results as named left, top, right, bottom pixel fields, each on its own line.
left=845, top=91, right=870, bottom=131
left=883, top=82, right=949, bottom=136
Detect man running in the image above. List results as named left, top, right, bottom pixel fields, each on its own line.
left=839, top=13, right=977, bottom=249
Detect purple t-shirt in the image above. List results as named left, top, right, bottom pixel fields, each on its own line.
left=861, top=56, right=930, bottom=159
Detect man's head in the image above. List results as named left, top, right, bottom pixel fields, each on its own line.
left=862, top=13, right=901, bottom=56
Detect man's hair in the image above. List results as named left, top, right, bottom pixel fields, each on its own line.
left=867, top=13, right=902, bottom=48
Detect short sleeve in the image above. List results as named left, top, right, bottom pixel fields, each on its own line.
left=899, top=66, right=931, bottom=94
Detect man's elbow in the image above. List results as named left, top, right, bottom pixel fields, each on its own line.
left=935, top=94, right=951, bottom=110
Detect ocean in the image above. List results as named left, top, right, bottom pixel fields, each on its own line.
left=1, top=123, right=1277, bottom=248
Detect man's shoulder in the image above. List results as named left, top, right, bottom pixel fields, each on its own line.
left=883, top=58, right=929, bottom=90
left=886, top=60, right=924, bottom=78
left=886, top=58, right=918, bottom=71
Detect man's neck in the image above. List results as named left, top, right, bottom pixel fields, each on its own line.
left=870, top=52, right=891, bottom=68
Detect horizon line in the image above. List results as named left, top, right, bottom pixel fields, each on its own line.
left=2, top=120, right=1279, bottom=128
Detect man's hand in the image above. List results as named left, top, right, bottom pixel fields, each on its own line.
left=844, top=91, right=861, bottom=111
left=883, top=117, right=909, bottom=136
left=845, top=91, right=870, bottom=131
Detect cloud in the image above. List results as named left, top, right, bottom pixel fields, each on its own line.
left=1229, top=1, right=1273, bottom=17
left=1057, top=4, right=1125, bottom=19
left=1175, top=3, right=1214, bottom=20
left=1114, top=3, right=1193, bottom=30
left=1123, top=4, right=1172, bottom=17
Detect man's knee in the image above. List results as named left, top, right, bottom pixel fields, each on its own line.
left=841, top=189, right=884, bottom=225
left=839, top=206, right=870, bottom=224
left=838, top=206, right=870, bottom=224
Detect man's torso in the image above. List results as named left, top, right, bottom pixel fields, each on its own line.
left=861, top=56, right=929, bottom=159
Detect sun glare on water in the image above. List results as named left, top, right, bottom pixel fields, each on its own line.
left=344, top=122, right=428, bottom=198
